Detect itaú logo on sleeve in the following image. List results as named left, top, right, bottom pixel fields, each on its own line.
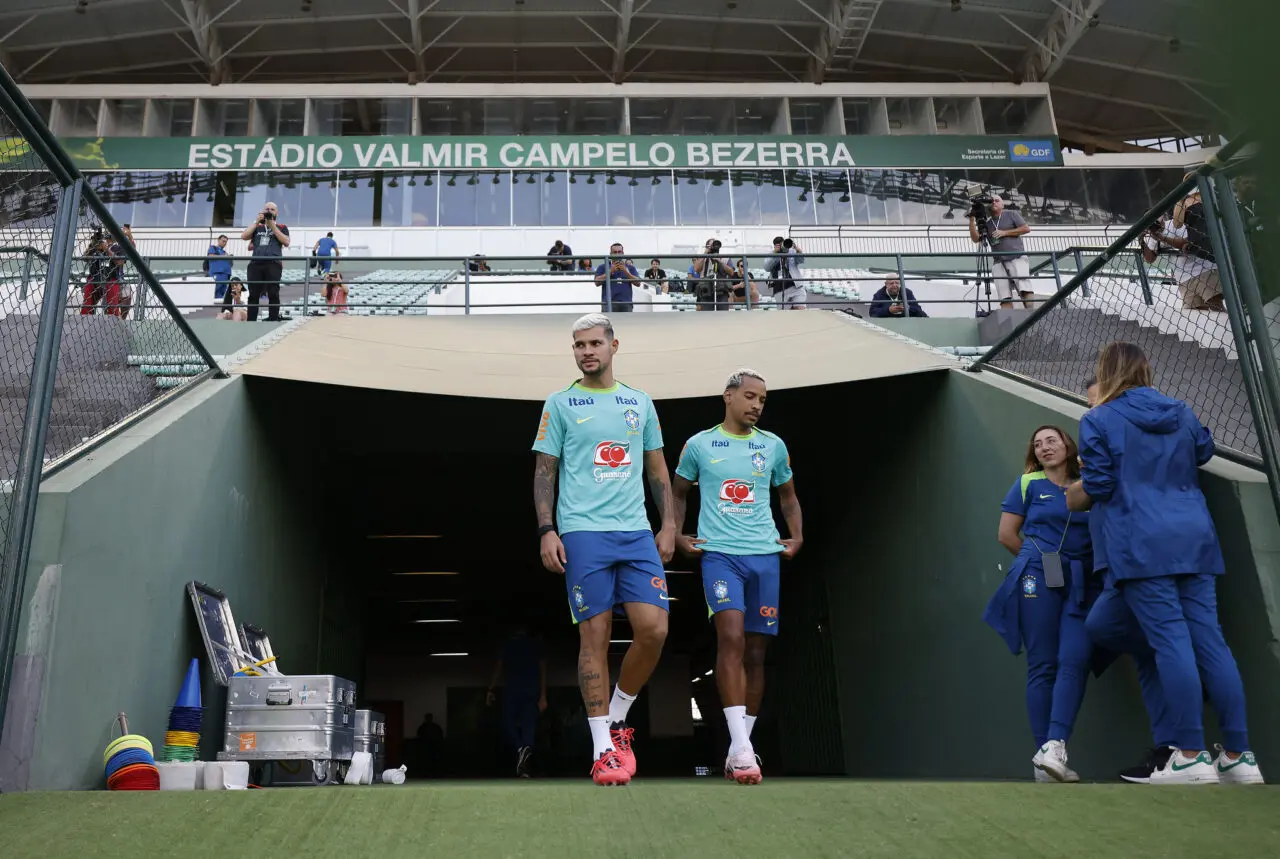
left=717, top=479, right=757, bottom=514
left=592, top=441, right=633, bottom=483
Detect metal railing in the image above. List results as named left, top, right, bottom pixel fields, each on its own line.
left=0, top=64, right=223, bottom=739
left=129, top=245, right=1180, bottom=319
left=970, top=135, right=1280, bottom=519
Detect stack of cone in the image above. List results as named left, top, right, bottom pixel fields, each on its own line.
left=105, top=717, right=159, bottom=790
left=159, top=658, right=203, bottom=763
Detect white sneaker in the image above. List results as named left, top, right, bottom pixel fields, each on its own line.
left=1034, top=767, right=1053, bottom=783
left=1149, top=749, right=1220, bottom=785
left=724, top=748, right=762, bottom=785
left=1214, top=745, right=1265, bottom=785
left=1033, top=740, right=1079, bottom=783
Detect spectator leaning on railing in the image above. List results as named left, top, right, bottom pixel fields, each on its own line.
left=869, top=276, right=928, bottom=318
left=547, top=239, right=575, bottom=271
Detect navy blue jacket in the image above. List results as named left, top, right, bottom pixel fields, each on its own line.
left=868, top=286, right=928, bottom=318
left=1079, top=386, right=1223, bottom=581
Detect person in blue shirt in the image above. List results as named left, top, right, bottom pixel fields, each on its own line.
left=673, top=369, right=802, bottom=786
left=593, top=242, right=641, bottom=312
left=984, top=424, right=1097, bottom=782
left=868, top=276, right=928, bottom=318
left=531, top=313, right=676, bottom=786
left=313, top=232, right=339, bottom=274
left=1078, top=374, right=1183, bottom=783
left=205, top=234, right=233, bottom=300
left=1067, top=341, right=1263, bottom=785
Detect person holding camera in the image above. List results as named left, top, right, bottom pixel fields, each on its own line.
left=969, top=195, right=1032, bottom=310
left=691, top=238, right=737, bottom=311
left=594, top=243, right=641, bottom=312
left=765, top=237, right=807, bottom=310
left=79, top=230, right=112, bottom=315
left=547, top=239, right=575, bottom=272
left=239, top=201, right=290, bottom=322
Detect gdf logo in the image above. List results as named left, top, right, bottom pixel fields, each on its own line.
left=593, top=440, right=632, bottom=468
left=719, top=479, right=756, bottom=504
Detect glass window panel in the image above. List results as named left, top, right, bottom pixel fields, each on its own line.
left=64, top=99, right=100, bottom=136
left=980, top=98, right=1041, bottom=134
left=785, top=171, right=816, bottom=226
left=257, top=99, right=306, bottom=136
left=675, top=170, right=731, bottom=227
left=108, top=100, right=145, bottom=136
left=336, top=171, right=378, bottom=227
left=438, top=171, right=511, bottom=227
left=629, top=171, right=676, bottom=227
left=168, top=100, right=195, bottom=137
left=214, top=100, right=251, bottom=136
left=514, top=170, right=568, bottom=226
left=603, top=172, right=637, bottom=227
left=789, top=100, right=829, bottom=135
left=185, top=171, right=219, bottom=229
left=92, top=171, right=188, bottom=227
left=891, top=170, right=930, bottom=225
left=568, top=171, right=606, bottom=226
left=842, top=99, right=875, bottom=135
left=913, top=170, right=963, bottom=224
left=851, top=169, right=889, bottom=225
left=379, top=171, right=439, bottom=227
left=1032, top=169, right=1091, bottom=224
left=813, top=170, right=853, bottom=225
left=730, top=170, right=788, bottom=226
left=379, top=100, right=414, bottom=135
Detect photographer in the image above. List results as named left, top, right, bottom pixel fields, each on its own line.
left=593, top=242, right=641, bottom=312
left=239, top=201, right=290, bottom=322
left=690, top=238, right=737, bottom=311
left=547, top=239, right=575, bottom=272
left=79, top=230, right=111, bottom=315
left=765, top=236, right=807, bottom=309
left=969, top=195, right=1032, bottom=310
left=1146, top=183, right=1223, bottom=312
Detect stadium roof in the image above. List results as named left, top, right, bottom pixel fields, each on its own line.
left=0, top=0, right=1222, bottom=143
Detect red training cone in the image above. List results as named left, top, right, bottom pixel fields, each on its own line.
left=175, top=658, right=202, bottom=709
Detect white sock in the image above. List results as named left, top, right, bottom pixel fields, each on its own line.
left=588, top=716, right=614, bottom=759
left=608, top=686, right=637, bottom=724
left=725, top=705, right=751, bottom=755
left=745, top=714, right=757, bottom=738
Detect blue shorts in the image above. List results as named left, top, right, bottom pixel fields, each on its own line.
left=561, top=530, right=668, bottom=623
left=702, top=552, right=781, bottom=636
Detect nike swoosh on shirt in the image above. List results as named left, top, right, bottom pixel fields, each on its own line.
left=1039, top=494, right=1055, bottom=500
left=710, top=458, right=726, bottom=464
left=576, top=417, right=595, bottom=424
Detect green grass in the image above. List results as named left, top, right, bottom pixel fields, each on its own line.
left=1, top=780, right=1278, bottom=858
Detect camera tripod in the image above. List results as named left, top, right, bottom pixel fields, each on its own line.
left=971, top=214, right=997, bottom=318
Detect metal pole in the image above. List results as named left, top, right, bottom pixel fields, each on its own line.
left=1073, top=248, right=1090, bottom=299
left=1050, top=251, right=1063, bottom=293
left=0, top=179, right=83, bottom=737
left=463, top=260, right=471, bottom=315
left=18, top=249, right=33, bottom=302
left=303, top=260, right=311, bottom=317
left=138, top=257, right=150, bottom=321
left=1134, top=249, right=1154, bottom=306
left=895, top=253, right=906, bottom=313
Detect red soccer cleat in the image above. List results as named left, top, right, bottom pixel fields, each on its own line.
left=591, top=749, right=632, bottom=786
left=610, top=722, right=637, bottom=777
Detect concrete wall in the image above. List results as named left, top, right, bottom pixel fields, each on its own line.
left=865, top=317, right=981, bottom=347
left=126, top=318, right=286, bottom=359
left=0, top=376, right=333, bottom=791
left=818, top=368, right=1280, bottom=779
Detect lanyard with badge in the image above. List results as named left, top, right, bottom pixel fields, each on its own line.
left=1027, top=490, right=1071, bottom=588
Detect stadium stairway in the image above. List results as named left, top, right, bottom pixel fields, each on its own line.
left=991, top=304, right=1257, bottom=456
left=0, top=314, right=209, bottom=468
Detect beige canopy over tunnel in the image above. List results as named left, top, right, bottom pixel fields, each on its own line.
left=234, top=312, right=954, bottom=399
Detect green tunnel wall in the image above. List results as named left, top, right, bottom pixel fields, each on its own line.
left=4, top=361, right=1278, bottom=789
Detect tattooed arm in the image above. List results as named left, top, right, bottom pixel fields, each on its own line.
left=534, top=453, right=566, bottom=573
left=644, top=448, right=675, bottom=563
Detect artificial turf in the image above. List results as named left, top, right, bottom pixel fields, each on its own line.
left=1, top=779, right=1277, bottom=858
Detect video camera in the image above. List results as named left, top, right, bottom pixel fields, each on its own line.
left=967, top=186, right=995, bottom=221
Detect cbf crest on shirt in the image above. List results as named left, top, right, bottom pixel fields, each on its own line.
left=532, top=382, right=663, bottom=534
left=676, top=426, right=793, bottom=556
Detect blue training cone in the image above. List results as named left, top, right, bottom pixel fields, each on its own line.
left=175, top=658, right=202, bottom=709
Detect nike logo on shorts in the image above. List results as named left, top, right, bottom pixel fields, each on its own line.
left=767, top=620, right=777, bottom=626
left=660, top=594, right=673, bottom=601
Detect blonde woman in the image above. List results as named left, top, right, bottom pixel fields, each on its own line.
left=1067, top=342, right=1262, bottom=785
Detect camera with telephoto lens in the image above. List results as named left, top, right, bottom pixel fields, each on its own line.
left=967, top=186, right=995, bottom=220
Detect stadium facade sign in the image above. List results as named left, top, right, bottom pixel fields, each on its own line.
left=27, top=135, right=1063, bottom=171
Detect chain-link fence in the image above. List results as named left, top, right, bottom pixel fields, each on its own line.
left=0, top=66, right=220, bottom=733
left=974, top=137, right=1277, bottom=477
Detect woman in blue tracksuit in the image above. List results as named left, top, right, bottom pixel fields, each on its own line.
left=984, top=424, right=1097, bottom=782
left=1067, top=342, right=1263, bottom=785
